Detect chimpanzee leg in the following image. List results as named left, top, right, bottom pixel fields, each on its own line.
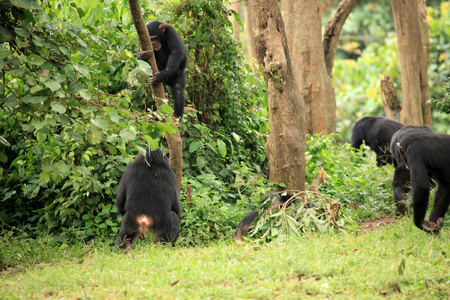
left=116, top=213, right=140, bottom=250
left=154, top=211, right=180, bottom=245
left=429, top=184, right=450, bottom=223
left=169, top=70, right=186, bottom=119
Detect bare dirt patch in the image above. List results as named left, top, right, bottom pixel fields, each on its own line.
left=357, top=216, right=396, bottom=234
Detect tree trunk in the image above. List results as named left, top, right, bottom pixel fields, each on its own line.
left=391, top=0, right=432, bottom=126
left=128, top=0, right=183, bottom=194
left=228, top=1, right=241, bottom=40
left=418, top=0, right=432, bottom=127
left=248, top=0, right=306, bottom=191
left=380, top=74, right=401, bottom=121
left=282, top=0, right=336, bottom=135
left=244, top=1, right=257, bottom=69
left=323, top=0, right=360, bottom=77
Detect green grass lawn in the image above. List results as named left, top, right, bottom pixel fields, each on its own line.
left=1, top=217, right=449, bottom=299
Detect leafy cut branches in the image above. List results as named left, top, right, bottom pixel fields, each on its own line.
left=247, top=191, right=356, bottom=242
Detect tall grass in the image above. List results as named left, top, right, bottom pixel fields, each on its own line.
left=1, top=218, right=449, bottom=299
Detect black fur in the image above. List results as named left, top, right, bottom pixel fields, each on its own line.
left=115, top=147, right=181, bottom=250
left=390, top=126, right=434, bottom=215
left=394, top=132, right=450, bottom=233
left=138, top=20, right=187, bottom=119
left=351, top=116, right=405, bottom=166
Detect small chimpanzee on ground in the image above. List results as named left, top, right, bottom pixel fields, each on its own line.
left=390, top=126, right=434, bottom=215
left=351, top=116, right=405, bottom=166
left=234, top=192, right=315, bottom=241
left=137, top=20, right=187, bottom=120
left=393, top=131, right=450, bottom=234
left=115, top=147, right=181, bottom=250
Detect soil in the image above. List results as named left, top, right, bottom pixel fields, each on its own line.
left=357, top=216, right=396, bottom=234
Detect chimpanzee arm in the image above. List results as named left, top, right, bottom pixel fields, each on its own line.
left=116, top=176, right=128, bottom=216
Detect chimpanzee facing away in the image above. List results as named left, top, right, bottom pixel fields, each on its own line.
left=115, top=147, right=181, bottom=250
left=394, top=131, right=450, bottom=234
left=137, top=20, right=187, bottom=120
left=351, top=116, right=405, bottom=166
left=390, top=126, right=434, bottom=215
left=234, top=192, right=315, bottom=241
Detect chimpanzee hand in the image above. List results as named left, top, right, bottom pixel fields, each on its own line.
left=137, top=49, right=154, bottom=61
left=149, top=70, right=171, bottom=85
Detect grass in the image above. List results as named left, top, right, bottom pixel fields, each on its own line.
left=1, top=218, right=449, bottom=299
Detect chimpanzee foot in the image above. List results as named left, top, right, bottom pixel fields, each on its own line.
left=422, top=219, right=443, bottom=235
left=395, top=200, right=409, bottom=216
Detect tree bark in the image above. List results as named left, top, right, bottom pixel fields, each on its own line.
left=418, top=0, right=432, bottom=127
left=323, top=0, right=360, bottom=77
left=228, top=1, right=241, bottom=40
left=282, top=0, right=336, bottom=135
left=380, top=74, right=401, bottom=121
left=128, top=0, right=183, bottom=193
left=244, top=1, right=257, bottom=69
left=248, top=0, right=306, bottom=191
left=391, top=0, right=432, bottom=126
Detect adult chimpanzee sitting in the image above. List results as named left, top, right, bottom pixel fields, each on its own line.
left=394, top=131, right=450, bottom=234
left=115, top=147, right=181, bottom=250
left=390, top=126, right=434, bottom=215
left=351, top=116, right=405, bottom=166
left=137, top=20, right=187, bottom=121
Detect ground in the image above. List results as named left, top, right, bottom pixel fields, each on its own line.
left=357, top=216, right=396, bottom=234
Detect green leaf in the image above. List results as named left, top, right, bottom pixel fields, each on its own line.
left=51, top=101, right=66, bottom=114
left=79, top=89, right=91, bottom=100
left=91, top=118, right=109, bottom=132
left=189, top=141, right=201, bottom=153
left=216, top=139, right=226, bottom=158
left=26, top=54, right=45, bottom=66
left=11, top=0, right=40, bottom=9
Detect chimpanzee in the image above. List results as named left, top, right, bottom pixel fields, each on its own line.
left=234, top=192, right=315, bottom=241
left=137, top=20, right=187, bottom=120
left=394, top=131, right=450, bottom=234
left=115, top=147, right=181, bottom=250
left=351, top=116, right=405, bottom=166
left=390, top=126, right=434, bottom=215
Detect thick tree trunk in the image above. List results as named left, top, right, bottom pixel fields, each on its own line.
left=391, top=0, right=432, bottom=126
left=282, top=0, right=336, bottom=135
left=128, top=0, right=183, bottom=193
left=248, top=0, right=306, bottom=191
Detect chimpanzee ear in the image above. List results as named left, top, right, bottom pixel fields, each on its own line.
left=396, top=142, right=405, bottom=153
left=159, top=24, right=167, bottom=32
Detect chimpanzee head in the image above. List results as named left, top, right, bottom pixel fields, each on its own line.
left=144, top=147, right=169, bottom=167
left=146, top=20, right=167, bottom=51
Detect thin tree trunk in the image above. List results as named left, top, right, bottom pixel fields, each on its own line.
left=323, top=0, right=360, bottom=77
left=228, top=1, right=241, bottom=40
left=128, top=0, right=183, bottom=193
left=244, top=1, right=257, bottom=69
left=248, top=0, right=306, bottom=191
left=391, top=0, right=431, bottom=126
left=282, top=0, right=336, bottom=135
left=418, top=0, right=432, bottom=127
